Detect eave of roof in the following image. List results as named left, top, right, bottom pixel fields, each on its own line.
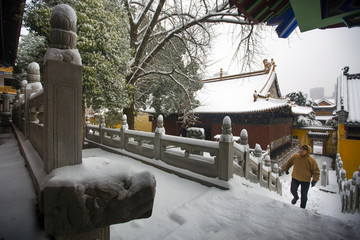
left=0, top=0, right=25, bottom=67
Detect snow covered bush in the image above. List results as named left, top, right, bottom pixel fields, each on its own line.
left=293, top=115, right=322, bottom=127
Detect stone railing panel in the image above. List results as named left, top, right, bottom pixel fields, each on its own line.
left=102, top=127, right=122, bottom=148
left=124, top=129, right=155, bottom=159
left=86, top=125, right=101, bottom=142
left=161, top=134, right=219, bottom=177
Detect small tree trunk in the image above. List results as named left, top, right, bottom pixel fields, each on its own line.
left=123, top=101, right=135, bottom=130
left=82, top=98, right=85, bottom=147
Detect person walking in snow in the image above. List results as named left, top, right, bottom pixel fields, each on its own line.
left=281, top=144, right=320, bottom=209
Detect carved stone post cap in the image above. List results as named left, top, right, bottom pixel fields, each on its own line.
left=50, top=4, right=77, bottom=32
left=353, top=171, right=359, bottom=181
left=121, top=114, right=128, bottom=130
left=339, top=160, right=343, bottom=168
left=340, top=169, right=346, bottom=178
left=157, top=115, right=163, bottom=128
left=240, top=129, right=248, bottom=145
left=27, top=62, right=40, bottom=76
left=254, top=143, right=262, bottom=157
left=272, top=163, right=279, bottom=173
left=122, top=114, right=127, bottom=124
left=222, top=116, right=231, bottom=135
left=322, top=162, right=327, bottom=169
left=50, top=4, right=77, bottom=49
left=20, top=80, right=28, bottom=88
left=264, top=155, right=271, bottom=167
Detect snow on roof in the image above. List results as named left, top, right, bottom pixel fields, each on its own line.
left=313, top=105, right=336, bottom=109
left=290, top=105, right=313, bottom=115
left=314, top=98, right=336, bottom=106
left=336, top=67, right=360, bottom=124
left=296, top=126, right=336, bottom=131
left=307, top=131, right=330, bottom=137
left=194, top=62, right=290, bottom=114
left=315, top=115, right=333, bottom=121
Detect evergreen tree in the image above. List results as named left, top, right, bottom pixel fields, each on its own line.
left=21, top=0, right=131, bottom=113
left=286, top=91, right=317, bottom=107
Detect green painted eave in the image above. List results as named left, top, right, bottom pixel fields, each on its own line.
left=290, top=0, right=360, bottom=32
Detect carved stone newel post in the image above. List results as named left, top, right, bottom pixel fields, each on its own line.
left=44, top=4, right=82, bottom=173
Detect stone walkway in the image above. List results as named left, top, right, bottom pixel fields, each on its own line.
left=0, top=128, right=49, bottom=240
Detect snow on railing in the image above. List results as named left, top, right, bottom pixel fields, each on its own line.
left=12, top=64, right=45, bottom=160
left=336, top=154, right=360, bottom=213
left=86, top=115, right=282, bottom=194
left=86, top=114, right=234, bottom=186
left=233, top=129, right=282, bottom=195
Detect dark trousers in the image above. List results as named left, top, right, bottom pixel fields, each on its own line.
left=291, top=178, right=310, bottom=209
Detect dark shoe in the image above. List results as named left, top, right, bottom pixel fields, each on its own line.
left=291, top=198, right=298, bottom=205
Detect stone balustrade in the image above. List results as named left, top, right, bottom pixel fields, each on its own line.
left=86, top=114, right=282, bottom=194
left=10, top=4, right=156, bottom=239
left=233, top=129, right=282, bottom=195
left=86, top=115, right=233, bottom=185
left=335, top=154, right=360, bottom=214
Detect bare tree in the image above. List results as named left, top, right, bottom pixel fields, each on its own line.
left=122, top=0, right=263, bottom=129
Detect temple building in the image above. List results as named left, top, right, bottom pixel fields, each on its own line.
left=313, top=98, right=336, bottom=124
left=336, top=66, right=360, bottom=177
left=158, top=59, right=311, bottom=158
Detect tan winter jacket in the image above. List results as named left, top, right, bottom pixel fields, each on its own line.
left=283, top=145, right=320, bottom=182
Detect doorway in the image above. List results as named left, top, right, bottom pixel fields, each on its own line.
left=312, top=140, right=324, bottom=155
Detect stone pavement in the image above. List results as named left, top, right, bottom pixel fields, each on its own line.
left=0, top=128, right=49, bottom=240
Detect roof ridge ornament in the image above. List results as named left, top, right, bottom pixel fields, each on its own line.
left=263, top=58, right=276, bottom=73
left=202, top=59, right=276, bottom=83
left=343, top=66, right=360, bottom=80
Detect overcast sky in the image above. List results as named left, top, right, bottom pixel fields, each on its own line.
left=207, top=25, right=360, bottom=98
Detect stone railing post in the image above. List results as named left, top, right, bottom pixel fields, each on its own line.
left=339, top=169, right=347, bottom=193
left=120, top=114, right=128, bottom=149
left=254, top=144, right=263, bottom=182
left=17, top=80, right=27, bottom=131
left=43, top=5, right=82, bottom=173
left=240, top=129, right=250, bottom=180
left=30, top=6, right=157, bottom=240
left=154, top=115, right=165, bottom=160
left=321, top=162, right=329, bottom=187
left=336, top=154, right=342, bottom=180
left=218, top=116, right=234, bottom=181
left=25, top=62, right=42, bottom=139
left=100, top=115, right=105, bottom=144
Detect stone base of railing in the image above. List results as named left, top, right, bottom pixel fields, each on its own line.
left=54, top=227, right=109, bottom=240
left=12, top=124, right=156, bottom=239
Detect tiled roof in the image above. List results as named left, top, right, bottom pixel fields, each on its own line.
left=195, top=59, right=291, bottom=114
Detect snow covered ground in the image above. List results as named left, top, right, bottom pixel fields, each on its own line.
left=82, top=149, right=359, bottom=240
left=1, top=130, right=359, bottom=240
